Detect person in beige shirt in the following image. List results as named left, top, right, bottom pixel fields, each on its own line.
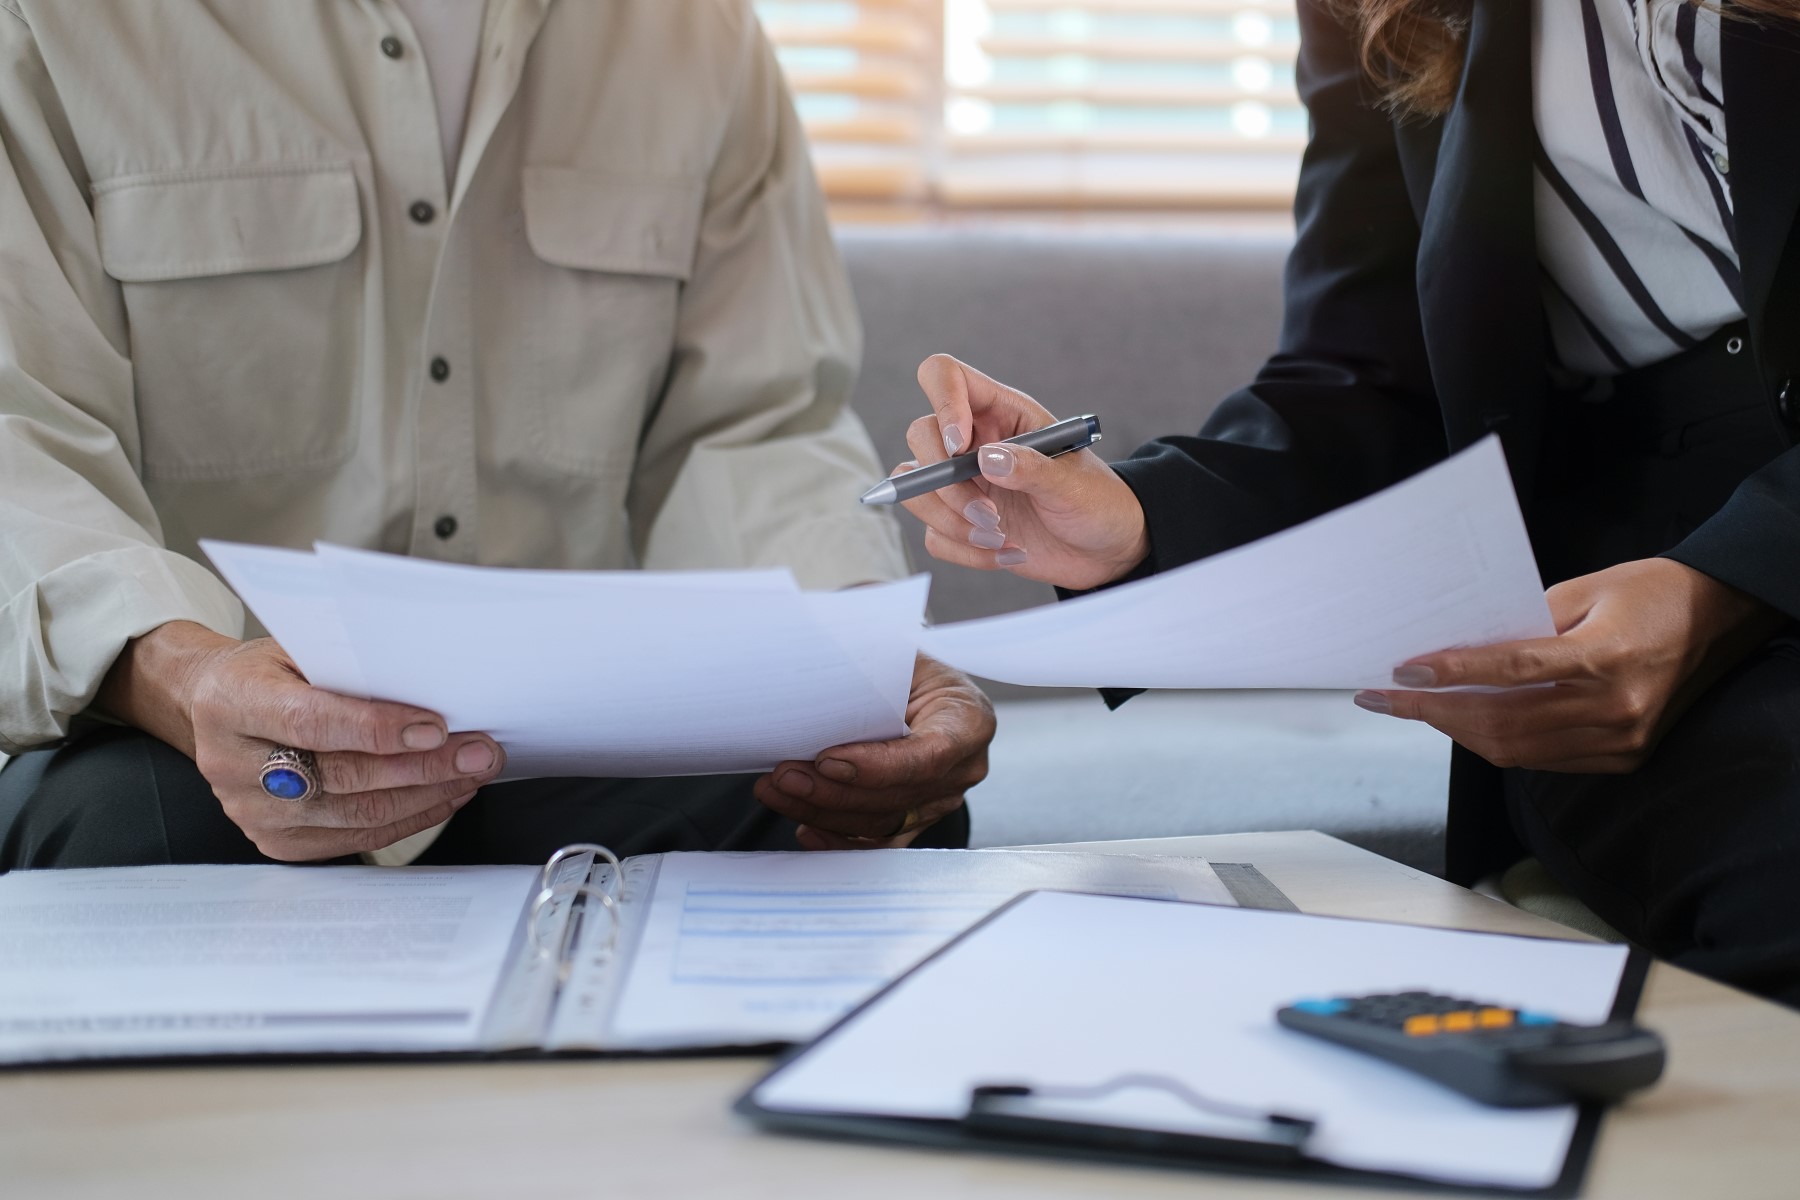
left=0, top=0, right=993, bottom=868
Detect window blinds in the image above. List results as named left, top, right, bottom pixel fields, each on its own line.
left=757, top=0, right=1305, bottom=212
left=759, top=0, right=940, bottom=207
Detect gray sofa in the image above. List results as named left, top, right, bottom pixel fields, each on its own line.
left=839, top=228, right=1451, bottom=873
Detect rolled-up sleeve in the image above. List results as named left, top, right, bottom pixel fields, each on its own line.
left=0, top=12, right=241, bottom=754
left=627, top=12, right=907, bottom=590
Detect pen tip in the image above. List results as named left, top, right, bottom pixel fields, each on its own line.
left=859, top=481, right=896, bottom=506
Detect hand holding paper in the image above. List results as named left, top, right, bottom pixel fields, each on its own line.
left=916, top=437, right=1556, bottom=690
left=200, top=439, right=1555, bottom=797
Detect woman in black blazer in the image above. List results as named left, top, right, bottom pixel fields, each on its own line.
left=895, top=0, right=1800, bottom=1006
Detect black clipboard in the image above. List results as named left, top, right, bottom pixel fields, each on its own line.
left=736, top=891, right=1654, bottom=1198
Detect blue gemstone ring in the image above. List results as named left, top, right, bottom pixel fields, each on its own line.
left=259, top=746, right=320, bottom=803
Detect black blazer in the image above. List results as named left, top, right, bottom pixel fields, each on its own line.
left=1109, top=0, right=1800, bottom=883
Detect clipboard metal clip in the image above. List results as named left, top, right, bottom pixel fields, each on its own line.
left=964, top=1073, right=1315, bottom=1166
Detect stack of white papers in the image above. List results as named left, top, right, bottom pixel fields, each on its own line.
left=201, top=541, right=927, bottom=780
left=202, top=439, right=1553, bottom=777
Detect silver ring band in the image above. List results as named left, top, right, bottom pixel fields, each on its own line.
left=259, top=746, right=320, bottom=803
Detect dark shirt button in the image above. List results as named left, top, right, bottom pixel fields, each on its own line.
left=409, top=200, right=436, bottom=225
left=429, top=356, right=450, bottom=382
left=1779, top=378, right=1797, bottom=424
left=433, top=515, right=458, bottom=540
left=380, top=36, right=403, bottom=59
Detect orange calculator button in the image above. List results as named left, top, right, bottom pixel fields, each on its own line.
left=1403, top=1014, right=1441, bottom=1036
left=1478, top=1008, right=1515, bottom=1029
left=1441, top=1011, right=1477, bottom=1032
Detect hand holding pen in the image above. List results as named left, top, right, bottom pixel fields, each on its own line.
left=876, top=354, right=1152, bottom=590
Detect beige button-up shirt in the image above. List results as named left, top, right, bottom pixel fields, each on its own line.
left=0, top=0, right=908, bottom=757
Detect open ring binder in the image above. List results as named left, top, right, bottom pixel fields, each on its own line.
left=0, top=846, right=1267, bottom=1067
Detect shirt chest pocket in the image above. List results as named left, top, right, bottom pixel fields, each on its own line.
left=496, top=167, right=704, bottom=478
left=94, top=164, right=364, bottom=482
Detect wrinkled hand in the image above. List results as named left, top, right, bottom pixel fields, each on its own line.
left=754, top=652, right=995, bottom=848
left=1353, top=559, right=1784, bottom=773
left=100, top=621, right=505, bottom=860
left=898, top=354, right=1150, bottom=590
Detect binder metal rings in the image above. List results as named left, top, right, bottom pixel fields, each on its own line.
left=528, top=843, right=626, bottom=976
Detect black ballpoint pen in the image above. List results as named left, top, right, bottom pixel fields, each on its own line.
left=858, top=414, right=1102, bottom=506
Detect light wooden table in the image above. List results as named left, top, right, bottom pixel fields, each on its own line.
left=6, top=831, right=1797, bottom=1200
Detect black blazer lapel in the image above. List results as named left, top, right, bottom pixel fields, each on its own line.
left=1413, top=0, right=1550, bottom=492
left=1721, top=17, right=1800, bottom=366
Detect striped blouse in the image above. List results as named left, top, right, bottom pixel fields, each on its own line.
left=1532, top=0, right=1742, bottom=378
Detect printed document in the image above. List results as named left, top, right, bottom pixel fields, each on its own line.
left=547, top=848, right=1235, bottom=1051
left=0, top=864, right=535, bottom=1062
left=917, top=436, right=1556, bottom=689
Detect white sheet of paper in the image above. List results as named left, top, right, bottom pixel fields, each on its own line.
left=200, top=541, right=925, bottom=779
left=0, top=864, right=535, bottom=1062
left=201, top=543, right=368, bottom=695
left=551, top=849, right=1235, bottom=1051
left=918, top=437, right=1555, bottom=689
left=752, top=890, right=1632, bottom=1191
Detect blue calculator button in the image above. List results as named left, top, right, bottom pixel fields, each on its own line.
left=1516, top=1010, right=1557, bottom=1026
left=1293, top=999, right=1350, bottom=1015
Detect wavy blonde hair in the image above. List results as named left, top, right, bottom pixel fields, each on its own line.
left=1331, top=0, right=1793, bottom=118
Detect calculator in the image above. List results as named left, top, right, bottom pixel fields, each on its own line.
left=1276, top=992, right=1666, bottom=1108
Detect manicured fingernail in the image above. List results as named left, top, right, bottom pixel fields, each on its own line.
left=1353, top=691, right=1392, bottom=715
left=454, top=740, right=496, bottom=773
left=963, top=499, right=1001, bottom=530
left=980, top=445, right=1015, bottom=477
left=1392, top=665, right=1437, bottom=688
left=817, top=758, right=856, bottom=783
left=969, top=528, right=1007, bottom=550
left=995, top=548, right=1028, bottom=566
left=943, top=425, right=965, bottom=454
left=778, top=769, right=814, bottom=798
left=892, top=460, right=917, bottom=477
left=403, top=723, right=446, bottom=750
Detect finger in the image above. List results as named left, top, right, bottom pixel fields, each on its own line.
left=901, top=486, right=979, bottom=541
left=345, top=791, right=475, bottom=854
left=795, top=824, right=920, bottom=851
left=905, top=413, right=951, bottom=467
left=269, top=792, right=476, bottom=862
left=1356, top=690, right=1647, bottom=769
left=317, top=734, right=504, bottom=795
left=1361, top=685, right=1593, bottom=730
left=235, top=673, right=449, bottom=756
left=903, top=416, right=994, bottom=520
left=812, top=726, right=989, bottom=794
left=916, top=354, right=1053, bottom=456
left=923, top=527, right=1028, bottom=571
left=975, top=442, right=1097, bottom=513
left=761, top=758, right=974, bottom=823
left=753, top=776, right=912, bottom=838
left=1395, top=635, right=1592, bottom=690
left=903, top=489, right=1013, bottom=553
left=297, top=775, right=491, bottom=830
left=761, top=762, right=911, bottom=814
left=763, top=784, right=964, bottom=841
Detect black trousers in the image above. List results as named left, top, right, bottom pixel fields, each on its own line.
left=1509, top=322, right=1800, bottom=1007
left=0, top=726, right=969, bottom=869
